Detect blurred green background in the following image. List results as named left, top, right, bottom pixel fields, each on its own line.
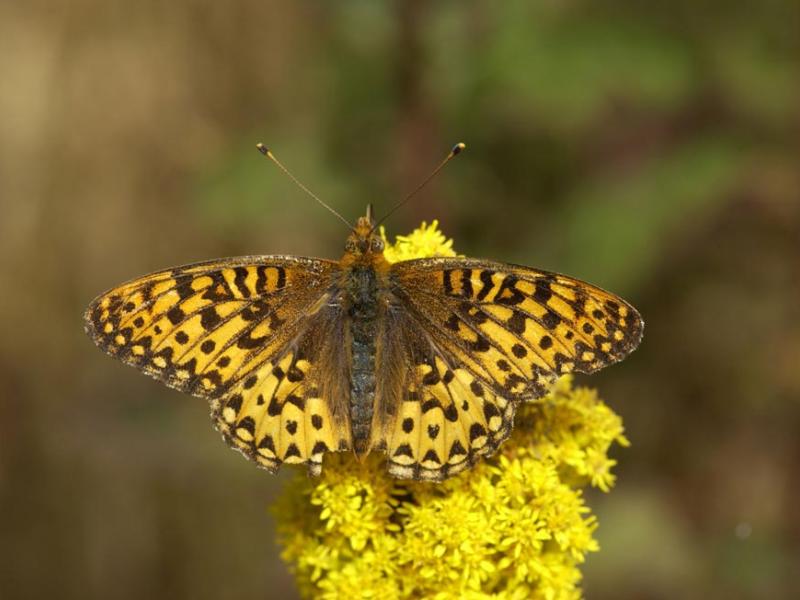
left=1, top=1, right=798, bottom=598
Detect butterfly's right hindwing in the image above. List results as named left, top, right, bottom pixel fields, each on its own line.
left=84, top=256, right=352, bottom=474
left=212, top=305, right=353, bottom=475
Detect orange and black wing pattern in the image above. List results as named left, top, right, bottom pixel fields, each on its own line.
left=84, top=256, right=352, bottom=475
left=375, top=257, right=643, bottom=481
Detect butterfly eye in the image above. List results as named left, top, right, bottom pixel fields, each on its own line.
left=370, top=237, right=384, bottom=253
left=345, top=239, right=358, bottom=253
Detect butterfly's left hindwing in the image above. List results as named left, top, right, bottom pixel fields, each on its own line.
left=84, top=256, right=351, bottom=474
left=373, top=257, right=643, bottom=481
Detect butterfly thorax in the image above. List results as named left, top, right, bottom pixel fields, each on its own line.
left=339, top=214, right=391, bottom=455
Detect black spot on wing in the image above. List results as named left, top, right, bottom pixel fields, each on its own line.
left=422, top=449, right=441, bottom=464
left=255, top=266, right=268, bottom=295
left=276, top=266, right=286, bottom=290
left=181, top=357, right=198, bottom=376
left=393, top=444, right=414, bottom=458
left=267, top=396, right=282, bottom=417
left=476, top=270, right=495, bottom=301
left=172, top=273, right=196, bottom=300
left=448, top=440, right=467, bottom=459
left=233, top=267, right=251, bottom=298
left=444, top=314, right=460, bottom=331
left=496, top=275, right=524, bottom=306
left=483, top=402, right=500, bottom=422
left=541, top=311, right=561, bottom=329
left=533, top=279, right=553, bottom=303
left=167, top=306, right=185, bottom=325
left=469, top=422, right=487, bottom=442
left=225, top=394, right=243, bottom=414
left=421, top=399, right=439, bottom=413
left=236, top=416, right=256, bottom=435
left=237, top=328, right=267, bottom=350
left=442, top=269, right=455, bottom=296
left=284, top=443, right=301, bottom=459
left=460, top=269, right=473, bottom=298
left=507, top=310, right=527, bottom=335
left=201, top=271, right=233, bottom=302
left=200, top=307, right=222, bottom=331
left=287, top=366, right=304, bottom=383
left=286, top=394, right=305, bottom=411
left=470, top=334, right=491, bottom=353
left=258, top=435, right=275, bottom=452
left=422, top=369, right=440, bottom=386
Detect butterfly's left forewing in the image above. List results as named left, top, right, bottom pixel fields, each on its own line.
left=374, top=257, right=643, bottom=481
left=84, top=256, right=352, bottom=475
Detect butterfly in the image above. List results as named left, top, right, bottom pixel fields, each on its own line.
left=84, top=149, right=643, bottom=482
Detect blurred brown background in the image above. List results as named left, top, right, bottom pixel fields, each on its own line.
left=1, top=1, right=798, bottom=598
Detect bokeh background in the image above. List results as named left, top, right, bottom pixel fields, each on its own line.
left=1, top=1, right=798, bottom=598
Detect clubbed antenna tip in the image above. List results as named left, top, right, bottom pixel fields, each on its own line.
left=256, top=142, right=354, bottom=231
left=371, top=141, right=467, bottom=233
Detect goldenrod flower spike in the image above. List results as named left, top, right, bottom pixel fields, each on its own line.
left=273, top=222, right=628, bottom=599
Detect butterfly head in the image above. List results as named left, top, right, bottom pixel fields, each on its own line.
left=344, top=205, right=384, bottom=257
left=341, top=204, right=387, bottom=264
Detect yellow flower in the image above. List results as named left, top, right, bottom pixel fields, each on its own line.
left=380, top=220, right=458, bottom=263
left=273, top=221, right=628, bottom=599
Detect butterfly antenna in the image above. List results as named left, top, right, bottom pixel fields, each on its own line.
left=256, top=143, right=354, bottom=231
left=371, top=142, right=466, bottom=233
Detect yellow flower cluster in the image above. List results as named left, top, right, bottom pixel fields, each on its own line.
left=379, top=220, right=458, bottom=262
left=273, top=222, right=628, bottom=599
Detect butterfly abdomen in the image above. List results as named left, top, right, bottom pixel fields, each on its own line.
left=345, top=265, right=382, bottom=455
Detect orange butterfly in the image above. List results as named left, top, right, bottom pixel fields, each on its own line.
left=85, top=145, right=643, bottom=481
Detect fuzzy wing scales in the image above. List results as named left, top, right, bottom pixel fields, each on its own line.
left=377, top=337, right=517, bottom=481
left=84, top=256, right=351, bottom=475
left=214, top=312, right=353, bottom=476
left=374, top=257, right=643, bottom=481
